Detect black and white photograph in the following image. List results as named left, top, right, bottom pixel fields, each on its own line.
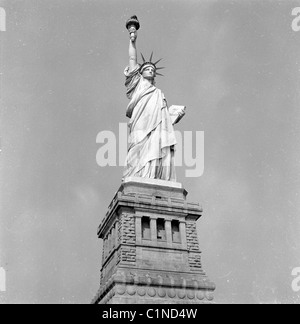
left=0, top=0, right=300, bottom=305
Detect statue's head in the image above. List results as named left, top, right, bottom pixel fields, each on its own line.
left=140, top=63, right=156, bottom=81
left=139, top=52, right=164, bottom=82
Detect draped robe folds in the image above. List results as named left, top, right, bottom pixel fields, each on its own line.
left=123, top=64, right=177, bottom=181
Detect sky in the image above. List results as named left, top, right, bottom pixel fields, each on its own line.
left=1, top=0, right=300, bottom=304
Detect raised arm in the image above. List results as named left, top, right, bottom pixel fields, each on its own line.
left=128, top=31, right=138, bottom=71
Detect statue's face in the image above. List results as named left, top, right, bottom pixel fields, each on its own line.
left=142, top=66, right=156, bottom=80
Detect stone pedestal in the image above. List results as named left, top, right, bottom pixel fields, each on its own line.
left=92, top=177, right=215, bottom=304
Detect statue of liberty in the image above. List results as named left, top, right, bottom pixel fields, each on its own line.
left=123, top=16, right=185, bottom=182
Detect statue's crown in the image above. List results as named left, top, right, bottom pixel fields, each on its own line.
left=140, top=52, right=165, bottom=76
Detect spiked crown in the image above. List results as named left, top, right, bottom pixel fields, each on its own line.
left=139, top=52, right=165, bottom=77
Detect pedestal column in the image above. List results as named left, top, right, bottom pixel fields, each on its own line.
left=150, top=217, right=157, bottom=243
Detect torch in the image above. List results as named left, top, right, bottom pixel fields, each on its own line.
left=126, top=15, right=140, bottom=41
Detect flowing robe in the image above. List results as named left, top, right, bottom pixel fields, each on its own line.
left=123, top=64, right=177, bottom=181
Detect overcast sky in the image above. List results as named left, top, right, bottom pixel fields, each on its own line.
left=1, top=0, right=300, bottom=304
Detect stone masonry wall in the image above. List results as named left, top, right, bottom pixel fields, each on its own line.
left=186, top=221, right=202, bottom=270
left=186, top=221, right=200, bottom=251
left=188, top=253, right=202, bottom=270
left=118, top=213, right=136, bottom=263
left=120, top=213, right=136, bottom=244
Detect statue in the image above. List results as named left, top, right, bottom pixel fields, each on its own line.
left=123, top=16, right=185, bottom=182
